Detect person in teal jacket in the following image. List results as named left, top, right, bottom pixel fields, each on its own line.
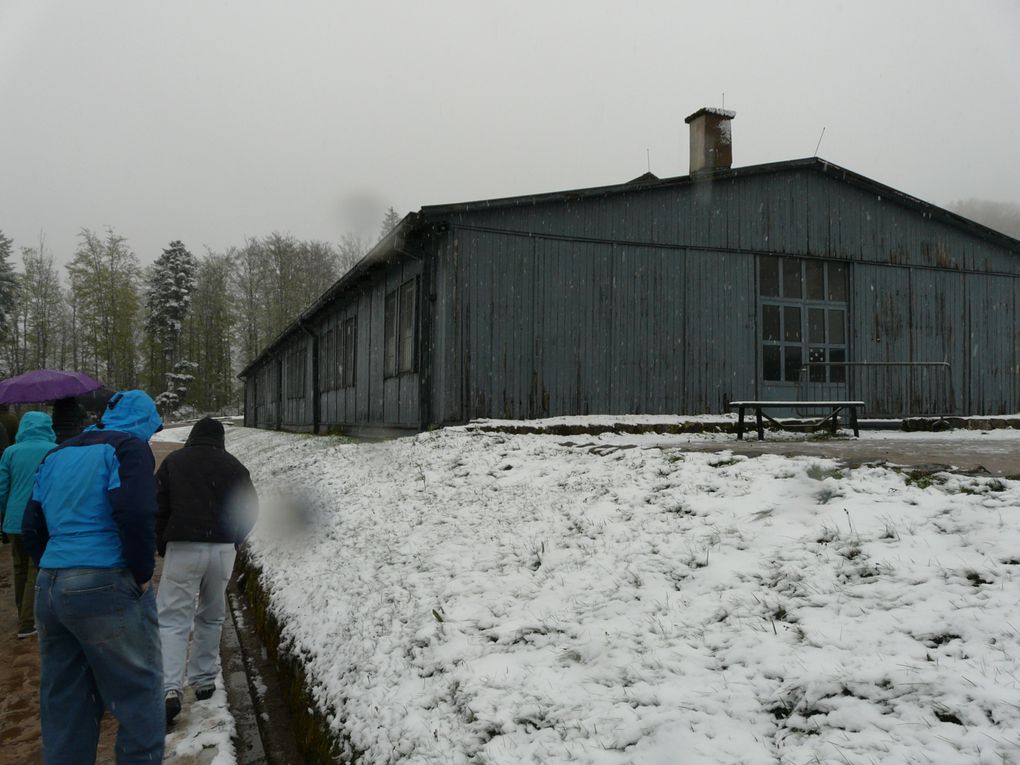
left=0, top=410, right=56, bottom=637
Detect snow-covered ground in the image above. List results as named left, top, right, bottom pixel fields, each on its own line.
left=158, top=423, right=1020, bottom=764
left=163, top=678, right=236, bottom=765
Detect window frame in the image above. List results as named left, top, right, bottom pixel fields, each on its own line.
left=384, top=277, right=418, bottom=379
left=759, top=256, right=849, bottom=385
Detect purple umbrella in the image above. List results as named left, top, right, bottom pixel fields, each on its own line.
left=0, top=369, right=104, bottom=404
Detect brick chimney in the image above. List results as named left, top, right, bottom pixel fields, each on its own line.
left=685, top=107, right=735, bottom=174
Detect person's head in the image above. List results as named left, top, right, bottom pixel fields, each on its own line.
left=185, top=417, right=225, bottom=449
left=91, top=390, right=163, bottom=442
left=15, top=411, right=55, bottom=443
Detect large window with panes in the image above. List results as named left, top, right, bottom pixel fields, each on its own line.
left=384, top=278, right=418, bottom=378
left=759, top=256, right=848, bottom=384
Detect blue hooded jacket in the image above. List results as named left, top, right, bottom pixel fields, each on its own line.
left=0, top=411, right=56, bottom=534
left=23, top=390, right=163, bottom=583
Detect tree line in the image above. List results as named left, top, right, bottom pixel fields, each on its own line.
left=0, top=207, right=401, bottom=414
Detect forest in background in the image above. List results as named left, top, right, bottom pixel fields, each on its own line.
left=0, top=207, right=401, bottom=415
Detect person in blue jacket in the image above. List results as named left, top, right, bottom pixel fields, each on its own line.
left=0, top=411, right=56, bottom=638
left=23, top=390, right=165, bottom=765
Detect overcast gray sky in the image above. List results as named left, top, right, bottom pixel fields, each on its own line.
left=1, top=0, right=1018, bottom=267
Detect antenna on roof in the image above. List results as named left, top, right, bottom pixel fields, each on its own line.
left=646, top=148, right=651, bottom=173
left=722, top=92, right=725, bottom=109
left=814, top=127, right=826, bottom=157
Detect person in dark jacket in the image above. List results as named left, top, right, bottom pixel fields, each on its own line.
left=51, top=396, right=87, bottom=443
left=156, top=416, right=257, bottom=725
left=22, top=390, right=165, bottom=765
left=0, top=404, right=19, bottom=447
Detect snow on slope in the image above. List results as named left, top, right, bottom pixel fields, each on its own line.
left=219, top=426, right=1020, bottom=764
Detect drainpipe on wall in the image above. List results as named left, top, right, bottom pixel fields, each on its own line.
left=297, top=320, right=320, bottom=434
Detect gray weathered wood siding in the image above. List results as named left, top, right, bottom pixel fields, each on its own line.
left=430, top=228, right=758, bottom=422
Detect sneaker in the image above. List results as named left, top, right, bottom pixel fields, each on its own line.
left=194, top=685, right=215, bottom=701
left=165, top=691, right=182, bottom=726
left=16, top=627, right=37, bottom=639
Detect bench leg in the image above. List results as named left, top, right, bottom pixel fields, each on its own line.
left=830, top=408, right=839, bottom=435
left=851, top=406, right=859, bottom=438
left=737, top=407, right=745, bottom=440
left=756, top=408, right=764, bottom=440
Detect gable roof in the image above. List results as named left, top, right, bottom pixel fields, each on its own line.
left=240, top=158, right=1020, bottom=378
left=421, top=157, right=1020, bottom=253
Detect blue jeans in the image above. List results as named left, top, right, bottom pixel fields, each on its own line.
left=35, top=567, right=164, bottom=765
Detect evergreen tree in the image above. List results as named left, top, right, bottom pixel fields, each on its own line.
left=379, top=207, right=401, bottom=240
left=144, top=240, right=197, bottom=412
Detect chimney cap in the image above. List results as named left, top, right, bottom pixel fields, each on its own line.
left=684, top=107, right=736, bottom=124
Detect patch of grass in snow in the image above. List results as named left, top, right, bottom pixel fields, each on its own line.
left=919, top=632, right=963, bottom=648
left=964, top=569, right=994, bottom=587
left=899, top=468, right=950, bottom=490
left=815, top=524, right=839, bottom=544
left=878, top=519, right=900, bottom=540
left=805, top=464, right=844, bottom=481
left=836, top=542, right=863, bottom=561
left=933, top=705, right=964, bottom=726
left=708, top=456, right=741, bottom=468
left=955, top=476, right=1009, bottom=495
left=664, top=501, right=697, bottom=517
left=814, top=486, right=843, bottom=505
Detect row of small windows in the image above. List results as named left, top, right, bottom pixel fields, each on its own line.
left=256, top=278, right=420, bottom=399
left=760, top=256, right=847, bottom=303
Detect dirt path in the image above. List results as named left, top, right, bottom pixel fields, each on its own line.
left=666, top=435, right=1020, bottom=475
left=0, top=440, right=182, bottom=765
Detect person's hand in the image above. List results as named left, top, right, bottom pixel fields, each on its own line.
left=140, top=580, right=151, bottom=594
left=1, top=532, right=9, bottom=545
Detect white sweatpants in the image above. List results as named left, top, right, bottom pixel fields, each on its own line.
left=156, top=541, right=236, bottom=694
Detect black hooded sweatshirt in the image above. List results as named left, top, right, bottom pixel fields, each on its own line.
left=155, top=417, right=258, bottom=555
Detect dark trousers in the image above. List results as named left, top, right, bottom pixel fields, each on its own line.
left=9, top=534, right=37, bottom=631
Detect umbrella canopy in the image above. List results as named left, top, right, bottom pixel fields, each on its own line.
left=0, top=369, right=104, bottom=404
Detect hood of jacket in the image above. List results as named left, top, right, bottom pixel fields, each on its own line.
left=88, top=389, right=163, bottom=441
left=16, top=411, right=56, bottom=444
left=185, top=416, right=225, bottom=449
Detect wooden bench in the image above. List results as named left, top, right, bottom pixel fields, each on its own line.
left=729, top=400, right=864, bottom=440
